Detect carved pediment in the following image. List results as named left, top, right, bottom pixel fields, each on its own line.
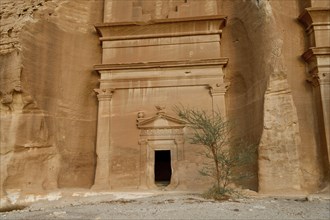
left=137, top=108, right=186, bottom=130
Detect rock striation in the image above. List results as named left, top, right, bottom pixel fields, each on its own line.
left=0, top=0, right=329, bottom=205
left=1, top=0, right=103, bottom=205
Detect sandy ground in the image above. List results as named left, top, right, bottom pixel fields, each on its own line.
left=0, top=192, right=329, bottom=220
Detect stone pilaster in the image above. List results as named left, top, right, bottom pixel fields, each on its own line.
left=303, top=48, right=330, bottom=169
left=174, top=138, right=185, bottom=161
left=138, top=138, right=148, bottom=189
left=209, top=82, right=230, bottom=117
left=92, top=88, right=114, bottom=190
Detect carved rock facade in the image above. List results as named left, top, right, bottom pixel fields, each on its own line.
left=0, top=0, right=329, bottom=204
left=93, top=3, right=229, bottom=189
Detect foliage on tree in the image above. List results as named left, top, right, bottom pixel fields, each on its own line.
left=174, top=105, right=257, bottom=200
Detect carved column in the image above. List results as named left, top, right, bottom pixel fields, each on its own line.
left=138, top=138, right=148, bottom=189
left=209, top=82, right=230, bottom=117
left=92, top=88, right=114, bottom=189
left=303, top=48, right=330, bottom=168
left=174, top=137, right=185, bottom=161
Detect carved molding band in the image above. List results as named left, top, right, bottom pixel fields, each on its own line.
left=140, top=128, right=184, bottom=136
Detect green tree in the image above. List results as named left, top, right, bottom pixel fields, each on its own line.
left=174, top=105, right=256, bottom=199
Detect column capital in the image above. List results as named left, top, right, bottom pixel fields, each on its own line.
left=174, top=138, right=184, bottom=145
left=209, top=82, right=230, bottom=96
left=307, top=72, right=330, bottom=87
left=94, top=88, right=114, bottom=101
left=307, top=73, right=321, bottom=87
left=302, top=47, right=330, bottom=87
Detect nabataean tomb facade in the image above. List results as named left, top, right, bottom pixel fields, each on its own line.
left=0, top=0, right=329, bottom=204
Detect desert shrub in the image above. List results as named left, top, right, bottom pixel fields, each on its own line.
left=174, top=105, right=257, bottom=200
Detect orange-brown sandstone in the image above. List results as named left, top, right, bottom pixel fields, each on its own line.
left=0, top=0, right=329, bottom=206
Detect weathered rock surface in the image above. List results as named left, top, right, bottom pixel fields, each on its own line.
left=1, top=0, right=103, bottom=203
left=0, top=0, right=329, bottom=205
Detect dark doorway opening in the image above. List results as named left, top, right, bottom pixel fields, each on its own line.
left=154, top=150, right=172, bottom=187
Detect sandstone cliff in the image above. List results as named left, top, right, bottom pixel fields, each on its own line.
left=0, top=0, right=328, bottom=204
left=1, top=0, right=103, bottom=202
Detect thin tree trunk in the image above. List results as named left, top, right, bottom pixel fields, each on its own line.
left=211, top=147, right=220, bottom=189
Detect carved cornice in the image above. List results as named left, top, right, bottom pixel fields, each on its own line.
left=96, top=15, right=227, bottom=28
left=95, top=15, right=227, bottom=40
left=302, top=47, right=330, bottom=61
left=94, top=88, right=114, bottom=101
left=298, top=7, right=330, bottom=32
left=96, top=62, right=227, bottom=90
left=100, top=30, right=223, bottom=41
left=94, top=58, right=228, bottom=71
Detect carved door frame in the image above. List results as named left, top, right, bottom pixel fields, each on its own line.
left=137, top=110, right=185, bottom=190
left=139, top=137, right=183, bottom=190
